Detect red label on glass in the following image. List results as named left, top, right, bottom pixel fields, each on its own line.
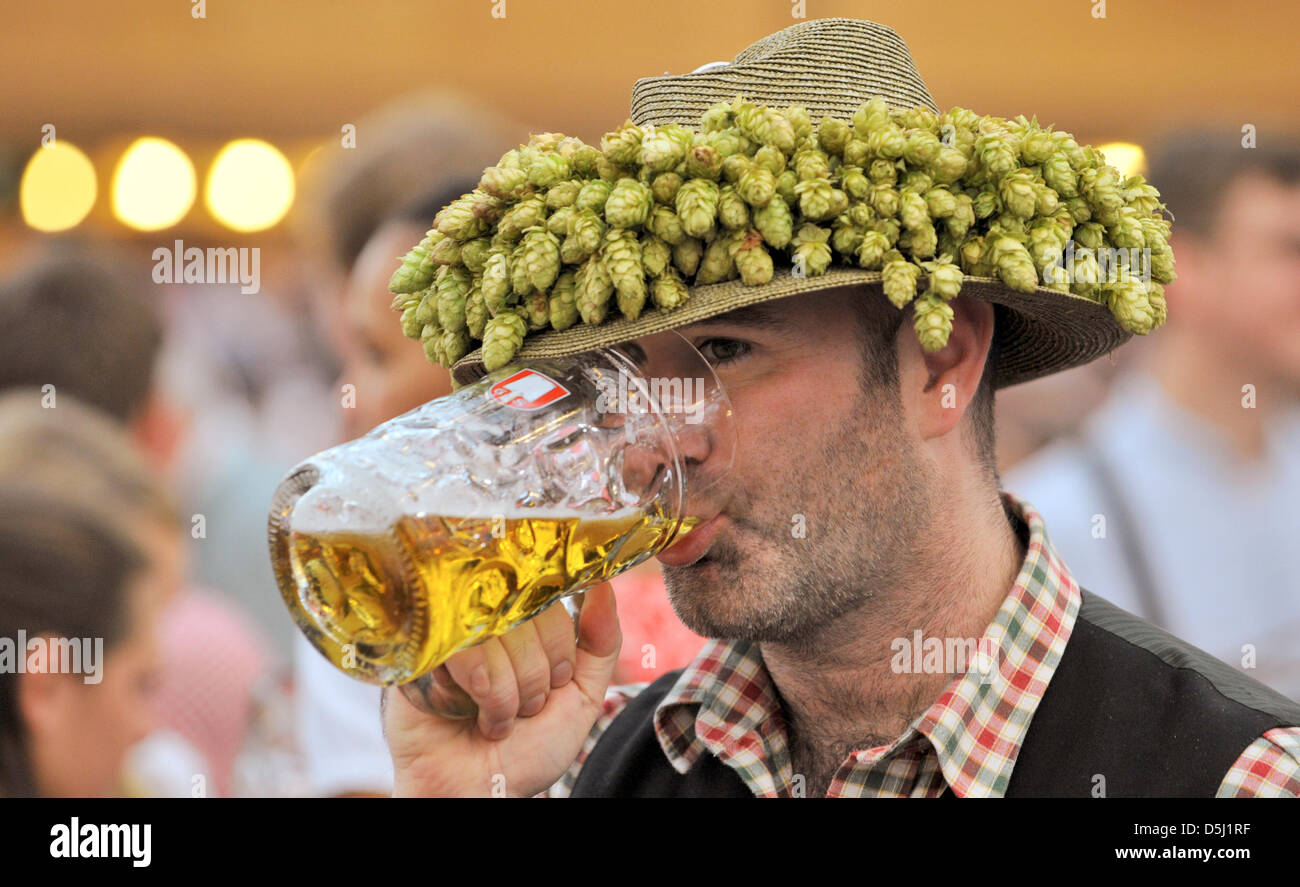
left=489, top=369, right=571, bottom=411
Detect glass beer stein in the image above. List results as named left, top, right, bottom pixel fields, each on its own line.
left=268, top=329, right=736, bottom=715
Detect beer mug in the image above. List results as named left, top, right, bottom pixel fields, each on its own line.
left=268, top=329, right=736, bottom=716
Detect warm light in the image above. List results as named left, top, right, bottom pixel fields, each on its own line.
left=205, top=139, right=295, bottom=232
left=112, top=137, right=197, bottom=231
left=1095, top=142, right=1147, bottom=179
left=19, top=141, right=98, bottom=232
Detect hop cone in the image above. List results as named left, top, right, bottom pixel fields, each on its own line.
left=641, top=234, right=672, bottom=278
left=899, top=190, right=928, bottom=230
left=697, top=233, right=738, bottom=284
left=735, top=101, right=795, bottom=154
left=481, top=311, right=528, bottom=371
left=999, top=170, right=1038, bottom=220
left=676, top=179, right=720, bottom=239
left=522, top=290, right=549, bottom=331
left=794, top=178, right=836, bottom=221
left=753, top=197, right=793, bottom=248
left=976, top=133, right=1018, bottom=180
left=832, top=219, right=866, bottom=255
left=930, top=147, right=968, bottom=184
left=481, top=250, right=512, bottom=314
left=856, top=229, right=890, bottom=269
left=527, top=152, right=571, bottom=188
left=792, top=224, right=832, bottom=277
left=991, top=237, right=1039, bottom=293
left=718, top=185, right=750, bottom=229
left=497, top=195, right=546, bottom=241
left=605, top=178, right=653, bottom=229
left=640, top=127, right=687, bottom=172
left=903, top=130, right=942, bottom=168
left=600, top=122, right=644, bottom=166
left=1042, top=153, right=1078, bottom=199
left=755, top=145, right=786, bottom=175
left=913, top=291, right=956, bottom=352
left=927, top=261, right=963, bottom=300
left=601, top=229, right=646, bottom=319
left=576, top=256, right=615, bottom=324
left=672, top=237, right=704, bottom=277
left=681, top=145, right=721, bottom=182
left=479, top=166, right=529, bottom=200
left=652, top=269, right=690, bottom=310
left=651, top=171, right=683, bottom=207
left=459, top=237, right=492, bottom=275
left=737, top=164, right=776, bottom=208
left=520, top=225, right=561, bottom=292
left=869, top=184, right=901, bottom=219
left=1073, top=221, right=1106, bottom=250
left=400, top=305, right=422, bottom=339
left=576, top=179, right=614, bottom=212
left=1106, top=279, right=1157, bottom=335
left=818, top=116, right=851, bottom=156
left=648, top=206, right=687, bottom=245
left=925, top=187, right=958, bottom=219
left=882, top=258, right=922, bottom=309
left=392, top=248, right=437, bottom=297
left=465, top=284, right=488, bottom=339
left=536, top=270, right=576, bottom=332
left=435, top=265, right=471, bottom=331
left=730, top=229, right=774, bottom=285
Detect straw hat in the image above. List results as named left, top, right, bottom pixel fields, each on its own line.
left=449, top=17, right=1134, bottom=389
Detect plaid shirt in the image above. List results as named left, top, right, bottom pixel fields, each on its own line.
left=544, top=493, right=1300, bottom=797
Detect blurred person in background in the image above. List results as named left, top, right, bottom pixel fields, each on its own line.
left=0, top=244, right=289, bottom=794
left=1008, top=131, right=1300, bottom=699
left=0, top=390, right=180, bottom=797
left=291, top=91, right=707, bottom=796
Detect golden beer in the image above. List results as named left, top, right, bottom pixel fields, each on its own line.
left=283, top=508, right=696, bottom=685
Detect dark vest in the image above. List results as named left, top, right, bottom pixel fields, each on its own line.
left=570, top=590, right=1300, bottom=797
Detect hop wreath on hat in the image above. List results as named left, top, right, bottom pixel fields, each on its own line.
left=389, top=94, right=1174, bottom=375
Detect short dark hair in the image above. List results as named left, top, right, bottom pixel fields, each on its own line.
left=0, top=244, right=161, bottom=423
left=853, top=289, right=998, bottom=476
left=1146, top=128, right=1300, bottom=237
left=0, top=490, right=145, bottom=797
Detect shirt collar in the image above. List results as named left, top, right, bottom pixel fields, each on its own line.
left=649, top=492, right=1081, bottom=797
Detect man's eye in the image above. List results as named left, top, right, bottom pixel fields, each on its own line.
left=695, top=338, right=751, bottom=365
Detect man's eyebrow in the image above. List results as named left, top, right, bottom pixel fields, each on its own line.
left=679, top=303, right=793, bottom=332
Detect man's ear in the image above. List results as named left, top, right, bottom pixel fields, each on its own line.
left=900, top=295, right=995, bottom=442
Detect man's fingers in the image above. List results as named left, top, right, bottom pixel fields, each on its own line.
left=572, top=581, right=622, bottom=701
left=443, top=637, right=519, bottom=740
left=533, top=598, right=578, bottom=688
left=498, top=619, right=553, bottom=718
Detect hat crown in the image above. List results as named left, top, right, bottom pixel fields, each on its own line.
left=630, top=18, right=939, bottom=128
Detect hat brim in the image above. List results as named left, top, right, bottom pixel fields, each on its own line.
left=449, top=270, right=1130, bottom=389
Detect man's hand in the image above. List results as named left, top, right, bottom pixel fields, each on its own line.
left=383, top=581, right=621, bottom=798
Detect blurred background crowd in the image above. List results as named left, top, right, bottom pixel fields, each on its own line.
left=0, top=0, right=1296, bottom=797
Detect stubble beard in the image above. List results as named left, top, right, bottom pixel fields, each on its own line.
left=660, top=391, right=933, bottom=650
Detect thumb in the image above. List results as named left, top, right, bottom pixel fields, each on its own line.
left=572, top=580, right=621, bottom=700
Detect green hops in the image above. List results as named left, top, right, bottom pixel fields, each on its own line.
left=731, top=229, right=774, bottom=285
left=926, top=261, right=963, bottom=300
left=576, top=179, right=614, bottom=212
left=459, top=237, right=492, bottom=274
left=650, top=171, right=683, bottom=206
left=522, top=289, right=549, bottom=330
left=685, top=144, right=724, bottom=180
left=792, top=223, right=832, bottom=277
left=672, top=237, right=704, bottom=278
left=899, top=190, right=928, bottom=230
left=400, top=305, right=422, bottom=339
left=976, top=132, right=1018, bottom=180
left=737, top=164, right=776, bottom=207
left=856, top=230, right=891, bottom=270
left=648, top=206, right=686, bottom=245
left=640, top=234, right=672, bottom=278
left=605, top=178, right=653, bottom=228
left=521, top=226, right=562, bottom=292
left=696, top=232, right=738, bottom=285
left=479, top=165, right=529, bottom=200
left=794, top=178, right=841, bottom=221
left=753, top=196, right=794, bottom=248
left=497, top=194, right=546, bottom=241
left=389, top=240, right=436, bottom=294
left=734, top=100, right=795, bottom=154
left=676, top=179, right=720, bottom=239
left=481, top=250, right=511, bottom=315
left=991, top=237, right=1039, bottom=293
left=999, top=169, right=1038, bottom=219
left=465, top=284, right=488, bottom=339
left=652, top=269, right=690, bottom=309
left=1105, top=278, right=1158, bottom=335
left=718, top=185, right=750, bottom=229
left=601, top=229, right=646, bottom=320
left=913, top=290, right=956, bottom=352
left=640, top=126, right=689, bottom=172
left=818, top=116, right=851, bottom=155
left=882, top=258, right=922, bottom=309
left=548, top=270, right=579, bottom=331
left=575, top=256, right=614, bottom=324
left=930, top=147, right=968, bottom=184
left=754, top=145, right=786, bottom=175
left=600, top=121, right=644, bottom=166
left=527, top=152, right=571, bottom=188
left=435, top=191, right=499, bottom=241
left=482, top=310, right=528, bottom=371
left=436, top=265, right=471, bottom=332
